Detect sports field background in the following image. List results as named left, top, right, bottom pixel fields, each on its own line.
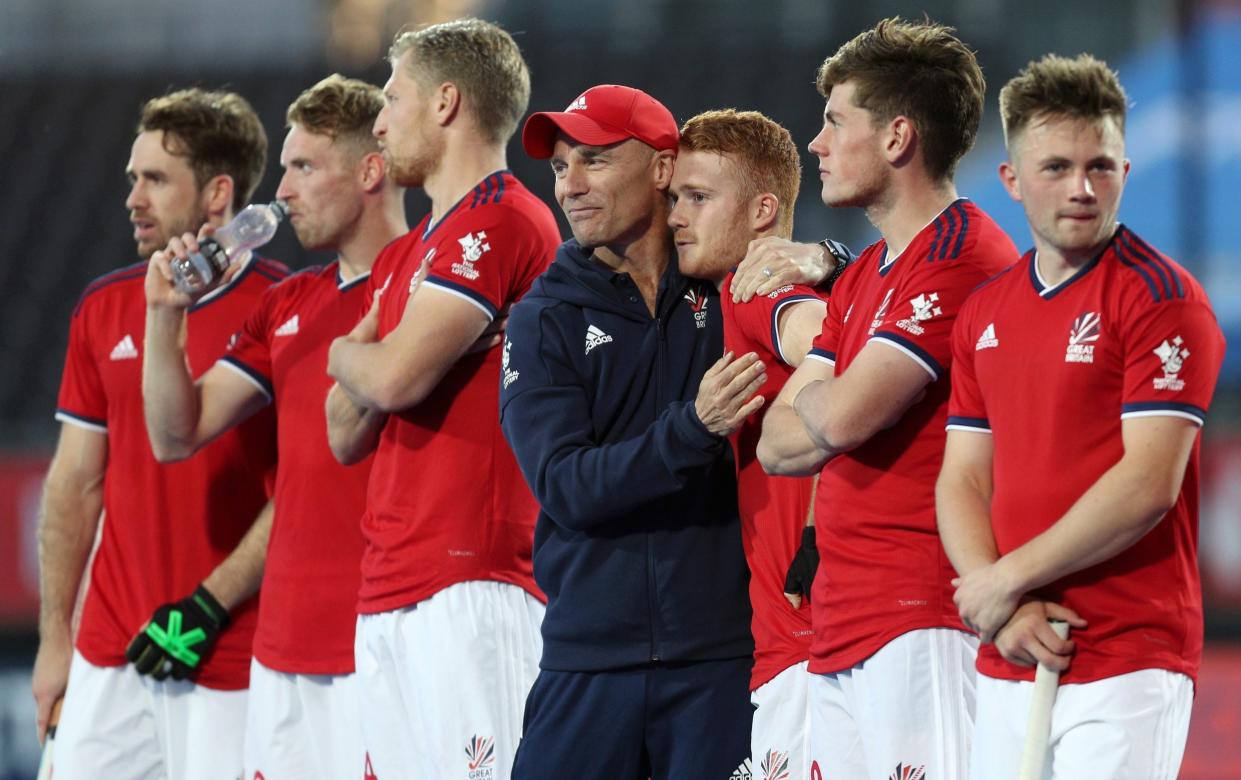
left=0, top=0, right=1237, bottom=776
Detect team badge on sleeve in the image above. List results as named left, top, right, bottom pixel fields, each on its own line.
left=453, top=232, right=491, bottom=280
left=896, top=292, right=941, bottom=336
left=1153, top=335, right=1190, bottom=391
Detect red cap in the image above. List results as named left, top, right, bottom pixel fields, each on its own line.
left=522, top=85, right=679, bottom=159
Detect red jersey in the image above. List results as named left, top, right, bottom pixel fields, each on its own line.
left=948, top=226, right=1226, bottom=684
left=56, top=256, right=287, bottom=690
left=221, top=262, right=372, bottom=675
left=721, top=276, right=824, bottom=690
left=358, top=171, right=560, bottom=613
left=805, top=200, right=1017, bottom=674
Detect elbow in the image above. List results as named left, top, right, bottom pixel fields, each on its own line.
left=148, top=435, right=194, bottom=463
left=370, top=374, right=432, bottom=415
left=816, top=415, right=870, bottom=454
left=757, top=438, right=793, bottom=476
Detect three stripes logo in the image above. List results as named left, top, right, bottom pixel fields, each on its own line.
left=975, top=322, right=998, bottom=351
left=585, top=324, right=613, bottom=355
left=109, top=334, right=139, bottom=361
left=1065, top=311, right=1100, bottom=364
left=274, top=315, right=299, bottom=337
left=728, top=758, right=752, bottom=780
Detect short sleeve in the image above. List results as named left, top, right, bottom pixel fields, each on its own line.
left=423, top=207, right=527, bottom=321
left=734, top=283, right=823, bottom=367
left=871, top=258, right=993, bottom=382
left=1119, top=299, right=1225, bottom=426
left=808, top=287, right=846, bottom=368
left=218, top=288, right=275, bottom=401
left=55, top=304, right=108, bottom=432
left=946, top=301, right=991, bottom=433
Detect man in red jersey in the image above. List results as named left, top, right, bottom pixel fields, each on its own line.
left=142, top=75, right=406, bottom=780
left=757, top=18, right=1018, bottom=779
left=669, top=108, right=838, bottom=780
left=938, top=54, right=1225, bottom=779
left=323, top=19, right=560, bottom=779
left=32, top=88, right=286, bottom=780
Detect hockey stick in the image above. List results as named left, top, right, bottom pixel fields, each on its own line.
left=1017, top=619, right=1070, bottom=780
left=36, top=698, right=63, bottom=780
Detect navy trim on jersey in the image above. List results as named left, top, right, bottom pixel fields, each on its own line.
left=935, top=203, right=958, bottom=261
left=1116, top=230, right=1183, bottom=303
left=927, top=200, right=969, bottom=262
left=190, top=256, right=260, bottom=313
left=337, top=269, right=371, bottom=292
left=1028, top=248, right=1104, bottom=300
left=471, top=176, right=493, bottom=209
left=422, top=198, right=466, bottom=241
left=877, top=247, right=896, bottom=277
left=54, top=408, right=107, bottom=431
left=74, top=262, right=148, bottom=315
left=946, top=415, right=991, bottom=431
left=871, top=330, right=944, bottom=380
left=218, top=355, right=274, bottom=399
left=491, top=172, right=507, bottom=203
left=1125, top=229, right=1184, bottom=299
left=254, top=259, right=287, bottom=283
left=807, top=346, right=836, bottom=364
left=769, top=295, right=820, bottom=366
left=423, top=276, right=498, bottom=319
left=950, top=202, right=970, bottom=259
left=1121, top=401, right=1207, bottom=424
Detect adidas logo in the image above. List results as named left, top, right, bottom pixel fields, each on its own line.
left=729, top=758, right=752, bottom=780
left=566, top=95, right=588, bottom=112
left=585, top=324, right=613, bottom=355
left=109, top=334, right=138, bottom=361
left=975, top=322, right=998, bottom=350
left=274, top=315, right=299, bottom=337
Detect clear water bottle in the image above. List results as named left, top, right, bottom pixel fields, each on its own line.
left=172, top=200, right=289, bottom=295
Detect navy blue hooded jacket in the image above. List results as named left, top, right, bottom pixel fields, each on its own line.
left=499, top=239, right=753, bottom=671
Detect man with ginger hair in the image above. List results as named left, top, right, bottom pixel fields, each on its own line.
left=143, top=74, right=406, bottom=779
left=938, top=54, right=1225, bottom=779
left=669, top=108, right=844, bottom=780
left=757, top=18, right=1018, bottom=778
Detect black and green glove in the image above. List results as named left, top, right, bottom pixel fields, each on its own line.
left=125, top=585, right=228, bottom=681
left=783, top=526, right=820, bottom=604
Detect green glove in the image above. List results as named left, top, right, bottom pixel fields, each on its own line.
left=125, top=585, right=228, bottom=681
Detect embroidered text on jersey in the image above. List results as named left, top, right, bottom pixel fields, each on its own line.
left=502, top=337, right=520, bottom=389
left=110, top=334, right=139, bottom=361
left=585, top=324, right=613, bottom=355
left=1065, top=311, right=1100, bottom=364
left=683, top=287, right=710, bottom=329
left=274, top=315, right=299, bottom=337
left=452, top=232, right=490, bottom=281
left=1153, top=336, right=1190, bottom=391
left=895, top=292, right=941, bottom=336
left=975, top=322, right=998, bottom=350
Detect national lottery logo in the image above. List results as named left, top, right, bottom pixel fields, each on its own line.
left=1153, top=335, right=1190, bottom=391
left=759, top=749, right=791, bottom=780
left=502, top=337, right=520, bottom=388
left=453, top=232, right=490, bottom=281
left=896, top=291, right=941, bottom=336
left=465, top=735, right=496, bottom=778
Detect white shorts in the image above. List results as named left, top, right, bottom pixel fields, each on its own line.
left=971, top=667, right=1193, bottom=780
left=808, top=628, right=978, bottom=780
left=52, top=650, right=247, bottom=780
left=752, top=660, right=812, bottom=780
left=242, top=658, right=363, bottom=780
left=354, top=580, right=544, bottom=780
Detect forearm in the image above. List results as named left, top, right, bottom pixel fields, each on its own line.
left=201, top=501, right=273, bottom=611
left=935, top=472, right=999, bottom=577
left=1002, top=457, right=1178, bottom=595
left=143, top=306, right=200, bottom=460
left=757, top=403, right=832, bottom=476
left=326, top=383, right=387, bottom=465
left=37, top=476, right=103, bottom=641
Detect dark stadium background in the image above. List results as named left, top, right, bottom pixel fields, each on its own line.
left=1, top=0, right=1238, bottom=775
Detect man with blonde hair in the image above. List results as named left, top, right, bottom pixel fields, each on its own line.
left=34, top=88, right=286, bottom=779
left=939, top=53, right=1225, bottom=779
left=143, top=73, right=406, bottom=779
left=758, top=18, right=1018, bottom=778
left=670, top=108, right=840, bottom=780
left=324, top=19, right=560, bottom=778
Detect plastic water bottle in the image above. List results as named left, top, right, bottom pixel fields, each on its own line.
left=172, top=200, right=289, bottom=295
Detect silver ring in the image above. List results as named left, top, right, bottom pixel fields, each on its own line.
left=761, top=266, right=773, bottom=278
